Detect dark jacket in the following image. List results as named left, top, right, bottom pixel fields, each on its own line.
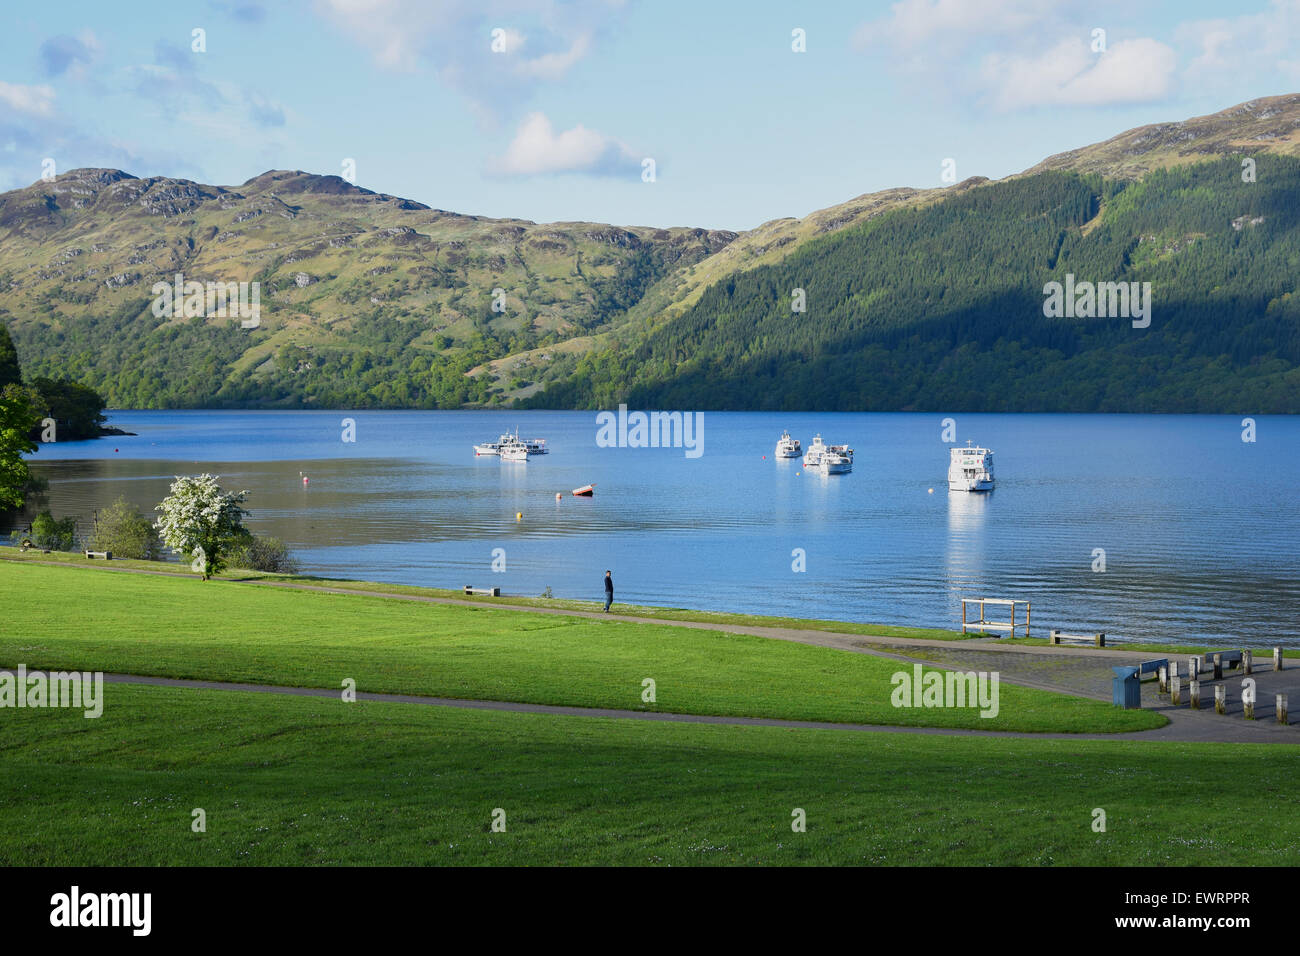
left=604, top=575, right=614, bottom=594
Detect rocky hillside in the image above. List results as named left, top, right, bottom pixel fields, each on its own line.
left=1024, top=93, right=1300, bottom=179
left=0, top=168, right=734, bottom=406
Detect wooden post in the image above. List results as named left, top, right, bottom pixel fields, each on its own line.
left=1244, top=696, right=1255, bottom=720
left=1277, top=694, right=1288, bottom=725
left=1170, top=660, right=1180, bottom=679
left=1189, top=679, right=1201, bottom=709
left=1026, top=602, right=1031, bottom=638
left=1243, top=650, right=1252, bottom=675
left=1158, top=666, right=1168, bottom=694
left=1170, top=675, right=1181, bottom=705
left=1275, top=647, right=1283, bottom=672
left=1189, top=656, right=1201, bottom=677
left=1214, top=685, right=1226, bottom=714
left=1095, top=633, right=1105, bottom=647
left=1212, top=653, right=1223, bottom=680
left=962, top=600, right=967, bottom=633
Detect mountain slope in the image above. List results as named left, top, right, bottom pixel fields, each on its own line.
left=526, top=157, right=1300, bottom=412
left=0, top=168, right=734, bottom=407
left=2, top=94, right=1299, bottom=411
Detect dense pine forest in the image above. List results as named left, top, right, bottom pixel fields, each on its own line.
left=527, top=157, right=1300, bottom=412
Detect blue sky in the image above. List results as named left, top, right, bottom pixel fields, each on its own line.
left=1, top=0, right=1297, bottom=230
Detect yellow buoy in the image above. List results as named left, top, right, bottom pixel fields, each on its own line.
left=928, top=488, right=934, bottom=494
left=516, top=512, right=522, bottom=520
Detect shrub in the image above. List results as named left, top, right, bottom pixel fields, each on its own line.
left=16, top=510, right=79, bottom=551
left=89, top=496, right=161, bottom=559
left=228, top=534, right=300, bottom=574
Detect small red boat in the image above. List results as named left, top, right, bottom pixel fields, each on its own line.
left=571, top=484, right=595, bottom=497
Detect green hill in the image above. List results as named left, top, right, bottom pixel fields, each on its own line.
left=528, top=158, right=1300, bottom=412
left=2, top=94, right=1300, bottom=411
left=0, top=169, right=734, bottom=407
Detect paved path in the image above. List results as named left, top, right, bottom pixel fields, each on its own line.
left=86, top=672, right=1284, bottom=743
left=6, top=557, right=1297, bottom=744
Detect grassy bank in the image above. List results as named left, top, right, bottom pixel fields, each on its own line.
left=0, top=558, right=1163, bottom=732
left=0, top=545, right=978, bottom=641
left=0, top=683, right=1292, bottom=866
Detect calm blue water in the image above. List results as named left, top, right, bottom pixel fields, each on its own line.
left=7, top=410, right=1298, bottom=647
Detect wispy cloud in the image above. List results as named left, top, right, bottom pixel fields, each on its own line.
left=314, top=0, right=626, bottom=115
left=0, top=81, right=57, bottom=117
left=982, top=38, right=1177, bottom=110
left=1178, top=0, right=1300, bottom=81
left=853, top=0, right=1058, bottom=51
left=856, top=0, right=1177, bottom=110
left=38, top=32, right=101, bottom=78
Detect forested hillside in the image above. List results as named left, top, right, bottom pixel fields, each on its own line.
left=527, top=158, right=1300, bottom=412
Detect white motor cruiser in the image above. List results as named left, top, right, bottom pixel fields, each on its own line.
left=802, top=434, right=826, bottom=468
left=775, top=430, right=802, bottom=458
left=948, top=442, right=994, bottom=491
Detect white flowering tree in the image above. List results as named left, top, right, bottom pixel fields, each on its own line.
left=154, top=474, right=249, bottom=580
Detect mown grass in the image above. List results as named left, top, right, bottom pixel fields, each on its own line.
left=0, top=559, right=1162, bottom=733
left=0, top=683, right=1291, bottom=866
left=0, top=546, right=980, bottom=641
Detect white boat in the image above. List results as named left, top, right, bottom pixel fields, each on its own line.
left=474, top=428, right=548, bottom=456
left=775, top=430, right=802, bottom=458
left=948, top=442, right=994, bottom=491
left=802, top=434, right=826, bottom=468
left=500, top=442, right=529, bottom=462
left=820, top=448, right=852, bottom=475
left=803, top=435, right=852, bottom=473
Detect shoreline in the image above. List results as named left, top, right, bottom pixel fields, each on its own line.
left=3, top=545, right=1296, bottom=660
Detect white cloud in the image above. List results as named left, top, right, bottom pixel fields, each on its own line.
left=983, top=37, right=1177, bottom=110
left=488, top=111, right=638, bottom=177
left=0, top=81, right=56, bottom=117
left=515, top=32, right=592, bottom=80
left=314, top=0, right=623, bottom=115
left=1179, top=0, right=1300, bottom=79
left=854, top=0, right=1060, bottom=50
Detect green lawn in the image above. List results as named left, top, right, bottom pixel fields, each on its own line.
left=0, top=559, right=1162, bottom=733
left=0, top=546, right=981, bottom=640
left=0, top=683, right=1292, bottom=866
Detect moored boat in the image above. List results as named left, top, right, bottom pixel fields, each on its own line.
left=775, top=430, right=802, bottom=458
left=572, top=484, right=595, bottom=496
left=819, top=449, right=853, bottom=474
left=500, top=442, right=529, bottom=462
left=474, top=428, right=548, bottom=456
left=948, top=442, right=994, bottom=491
left=802, top=434, right=826, bottom=468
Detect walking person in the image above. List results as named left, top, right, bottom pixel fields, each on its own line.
left=603, top=570, right=613, bottom=613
